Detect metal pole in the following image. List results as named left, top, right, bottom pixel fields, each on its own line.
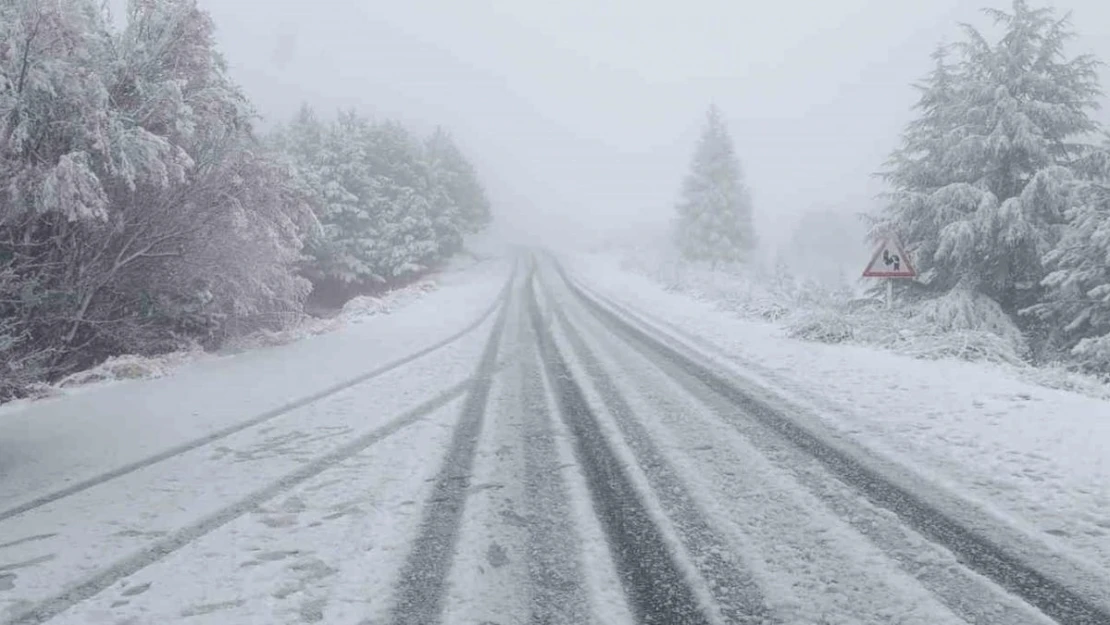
left=886, top=278, right=893, bottom=310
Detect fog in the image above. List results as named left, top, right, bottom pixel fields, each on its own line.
left=164, top=0, right=1110, bottom=256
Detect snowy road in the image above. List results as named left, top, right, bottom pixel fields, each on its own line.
left=1, top=252, right=1109, bottom=624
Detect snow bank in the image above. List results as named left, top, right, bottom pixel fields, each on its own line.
left=40, top=279, right=444, bottom=401
left=3, top=255, right=501, bottom=411
left=602, top=246, right=1110, bottom=398
left=56, top=347, right=210, bottom=389
left=337, top=279, right=438, bottom=322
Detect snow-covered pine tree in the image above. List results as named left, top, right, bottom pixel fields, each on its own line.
left=425, top=127, right=492, bottom=238
left=363, top=119, right=438, bottom=279
left=276, top=110, right=448, bottom=288
left=872, top=0, right=1102, bottom=347
left=674, top=104, right=755, bottom=268
left=422, top=129, right=465, bottom=259
left=312, top=109, right=381, bottom=284
left=1026, top=148, right=1110, bottom=370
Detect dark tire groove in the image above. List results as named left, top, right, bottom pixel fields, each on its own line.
left=0, top=268, right=516, bottom=524
left=553, top=259, right=1110, bottom=625
left=525, top=275, right=714, bottom=625
left=385, top=270, right=515, bottom=625
left=516, top=278, right=593, bottom=625
left=588, top=305, right=1044, bottom=625
left=534, top=272, right=770, bottom=625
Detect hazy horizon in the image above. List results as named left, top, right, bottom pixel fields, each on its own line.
left=113, top=0, right=1110, bottom=257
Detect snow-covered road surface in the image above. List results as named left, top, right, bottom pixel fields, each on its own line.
left=1, top=251, right=1108, bottom=624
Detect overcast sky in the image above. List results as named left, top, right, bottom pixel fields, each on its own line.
left=149, top=0, right=1110, bottom=251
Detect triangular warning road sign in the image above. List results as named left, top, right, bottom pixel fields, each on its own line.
left=862, top=237, right=916, bottom=278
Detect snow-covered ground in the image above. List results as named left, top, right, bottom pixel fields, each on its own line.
left=564, top=251, right=1110, bottom=588
left=543, top=260, right=1051, bottom=625
left=0, top=256, right=511, bottom=513
left=0, top=255, right=515, bottom=624
left=2, top=248, right=1107, bottom=624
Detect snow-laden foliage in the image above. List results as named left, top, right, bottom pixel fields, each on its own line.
left=872, top=0, right=1103, bottom=363
left=674, top=105, right=756, bottom=267
left=426, top=126, right=492, bottom=251
left=270, top=108, right=492, bottom=292
left=616, top=243, right=1032, bottom=367
left=0, top=0, right=488, bottom=401
left=1027, top=148, right=1110, bottom=369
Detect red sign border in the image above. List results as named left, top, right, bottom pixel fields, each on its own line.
left=862, top=238, right=917, bottom=278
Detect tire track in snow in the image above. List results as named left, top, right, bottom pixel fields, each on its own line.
left=560, top=279, right=1046, bottom=625
left=529, top=276, right=741, bottom=625
left=516, top=276, right=593, bottom=625
left=2, top=380, right=473, bottom=625
left=535, top=272, right=770, bottom=625
left=0, top=265, right=516, bottom=524
left=384, top=267, right=515, bottom=625
left=554, top=259, right=1110, bottom=625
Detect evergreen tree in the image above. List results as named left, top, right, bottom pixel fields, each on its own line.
left=1025, top=148, right=1110, bottom=368
left=425, top=127, right=492, bottom=237
left=314, top=109, right=381, bottom=283
left=271, top=110, right=489, bottom=288
left=872, top=0, right=1102, bottom=336
left=363, top=119, right=438, bottom=278
left=674, top=105, right=755, bottom=268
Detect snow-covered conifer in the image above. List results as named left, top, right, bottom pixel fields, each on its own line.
left=674, top=105, right=756, bottom=268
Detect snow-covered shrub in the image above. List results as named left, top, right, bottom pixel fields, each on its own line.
left=339, top=279, right=437, bottom=322
left=913, top=288, right=1028, bottom=356
left=784, top=287, right=1027, bottom=366
left=1017, top=362, right=1110, bottom=399
left=0, top=316, right=44, bottom=402
left=55, top=347, right=205, bottom=389
left=615, top=242, right=1032, bottom=367
left=1070, top=336, right=1110, bottom=375
left=787, top=311, right=855, bottom=343
left=894, top=328, right=1026, bottom=366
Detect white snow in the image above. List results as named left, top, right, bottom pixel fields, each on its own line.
left=441, top=372, right=530, bottom=625
left=538, top=360, right=638, bottom=625
left=0, top=324, right=491, bottom=621
left=45, top=396, right=467, bottom=625
left=565, top=251, right=1110, bottom=588
left=550, top=276, right=1049, bottom=624
left=0, top=258, right=510, bottom=513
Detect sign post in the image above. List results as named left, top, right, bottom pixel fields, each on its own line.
left=862, top=237, right=916, bottom=308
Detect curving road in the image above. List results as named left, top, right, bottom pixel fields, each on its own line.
left=1, top=252, right=1108, bottom=625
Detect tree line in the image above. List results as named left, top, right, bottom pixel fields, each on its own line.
left=0, top=0, right=491, bottom=401
left=674, top=0, right=1110, bottom=376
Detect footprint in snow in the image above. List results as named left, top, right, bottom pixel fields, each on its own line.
left=257, top=550, right=301, bottom=562
left=279, top=496, right=307, bottom=514
left=487, top=542, right=510, bottom=568
left=121, top=582, right=152, bottom=597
